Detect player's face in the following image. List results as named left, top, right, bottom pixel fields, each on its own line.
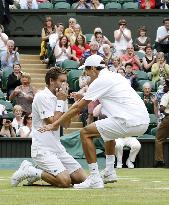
left=52, top=74, right=67, bottom=94
left=85, top=67, right=98, bottom=81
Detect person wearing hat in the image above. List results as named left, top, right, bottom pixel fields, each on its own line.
left=154, top=78, right=169, bottom=167
left=39, top=54, right=149, bottom=189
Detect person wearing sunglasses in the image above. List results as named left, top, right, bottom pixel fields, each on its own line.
left=0, top=116, right=16, bottom=138
left=19, top=113, right=32, bottom=138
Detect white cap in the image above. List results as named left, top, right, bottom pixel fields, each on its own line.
left=78, top=55, right=104, bottom=70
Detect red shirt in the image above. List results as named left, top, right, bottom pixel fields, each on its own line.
left=71, top=44, right=90, bottom=59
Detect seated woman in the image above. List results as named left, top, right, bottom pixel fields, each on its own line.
left=110, top=56, right=122, bottom=72
left=89, top=0, right=104, bottom=9
left=7, top=63, right=22, bottom=98
left=142, top=45, right=156, bottom=73
left=134, top=26, right=151, bottom=52
left=0, top=117, right=16, bottom=138
left=12, top=105, right=23, bottom=137
left=19, top=113, right=32, bottom=138
left=64, top=18, right=77, bottom=40
left=54, top=35, right=72, bottom=67
left=102, top=44, right=114, bottom=70
left=40, top=16, right=56, bottom=63
left=151, top=52, right=169, bottom=83
left=72, top=34, right=90, bottom=64
left=69, top=24, right=83, bottom=46
left=140, top=81, right=156, bottom=114
left=125, top=63, right=138, bottom=90
left=9, top=72, right=36, bottom=114
left=19, top=0, right=38, bottom=9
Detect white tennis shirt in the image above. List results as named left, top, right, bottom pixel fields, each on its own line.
left=83, top=69, right=150, bottom=127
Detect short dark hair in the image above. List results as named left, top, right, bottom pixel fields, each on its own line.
left=163, top=18, right=169, bottom=23
left=45, top=67, right=67, bottom=85
left=23, top=113, right=31, bottom=126
left=125, top=63, right=132, bottom=68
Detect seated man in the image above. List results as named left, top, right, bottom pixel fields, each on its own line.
left=115, top=137, right=141, bottom=169
left=11, top=67, right=86, bottom=187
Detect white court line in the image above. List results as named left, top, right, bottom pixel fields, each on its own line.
left=145, top=187, right=169, bottom=190
left=152, top=181, right=162, bottom=183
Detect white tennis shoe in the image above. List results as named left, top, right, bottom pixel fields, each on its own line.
left=73, top=175, right=104, bottom=189
left=101, top=169, right=118, bottom=184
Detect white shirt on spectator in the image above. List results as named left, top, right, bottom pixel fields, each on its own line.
left=12, top=118, right=23, bottom=136
left=156, top=25, right=169, bottom=42
left=49, top=33, right=59, bottom=49
left=160, top=91, right=169, bottom=114
left=83, top=68, right=149, bottom=126
left=19, top=126, right=31, bottom=138
left=19, top=0, right=38, bottom=9
left=0, top=33, right=8, bottom=52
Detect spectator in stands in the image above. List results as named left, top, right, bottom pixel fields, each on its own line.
left=125, top=63, right=138, bottom=90
left=115, top=137, right=141, bottom=169
left=156, top=18, right=169, bottom=63
left=151, top=52, right=169, bottom=83
left=80, top=41, right=103, bottom=64
left=0, top=40, right=19, bottom=72
left=64, top=18, right=77, bottom=40
left=140, top=0, right=156, bottom=9
left=91, top=27, right=112, bottom=48
left=9, top=72, right=36, bottom=114
left=102, top=44, right=114, bottom=70
left=140, top=81, right=156, bottom=114
left=0, top=0, right=13, bottom=34
left=54, top=35, right=72, bottom=67
left=73, top=0, right=90, bottom=9
left=0, top=25, right=8, bottom=54
left=19, top=0, right=38, bottom=9
left=117, top=67, right=126, bottom=77
left=89, top=0, right=104, bottom=9
left=0, top=117, right=16, bottom=138
left=69, top=24, right=83, bottom=46
left=142, top=45, right=156, bottom=73
left=72, top=34, right=90, bottom=64
left=134, top=26, right=151, bottom=52
left=114, top=19, right=132, bottom=57
left=110, top=56, right=122, bottom=72
left=19, top=113, right=32, bottom=138
left=7, top=63, right=22, bottom=98
left=12, top=105, right=23, bottom=137
left=154, top=78, right=169, bottom=167
left=40, top=16, right=56, bottom=63
left=121, top=44, right=141, bottom=70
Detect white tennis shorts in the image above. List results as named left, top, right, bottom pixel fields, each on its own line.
left=32, top=147, right=81, bottom=176
left=95, top=117, right=148, bottom=142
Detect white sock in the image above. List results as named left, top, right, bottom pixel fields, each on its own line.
left=106, top=155, right=115, bottom=173
left=88, top=162, right=100, bottom=176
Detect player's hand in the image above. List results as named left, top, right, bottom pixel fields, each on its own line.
left=56, top=88, right=67, bottom=101
left=38, top=124, right=56, bottom=132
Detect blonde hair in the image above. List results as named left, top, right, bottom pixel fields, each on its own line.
left=21, top=72, right=31, bottom=83
left=13, top=105, right=23, bottom=113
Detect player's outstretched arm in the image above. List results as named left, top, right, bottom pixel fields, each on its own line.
left=38, top=99, right=90, bottom=132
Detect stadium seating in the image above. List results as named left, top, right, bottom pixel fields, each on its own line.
left=38, top=2, right=53, bottom=9
left=73, top=79, right=80, bottom=92
left=133, top=70, right=149, bottom=81
left=2, top=69, right=13, bottom=92
left=105, top=2, right=122, bottom=9
left=122, top=2, right=138, bottom=9
left=0, top=90, right=5, bottom=100
left=54, top=2, right=71, bottom=9
left=85, top=34, right=93, bottom=43
left=67, top=70, right=83, bottom=91
left=0, top=100, right=13, bottom=113
left=62, top=60, right=79, bottom=71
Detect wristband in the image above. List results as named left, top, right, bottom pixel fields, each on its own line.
left=56, top=100, right=65, bottom=112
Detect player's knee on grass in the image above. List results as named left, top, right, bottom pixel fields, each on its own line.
left=55, top=173, right=71, bottom=188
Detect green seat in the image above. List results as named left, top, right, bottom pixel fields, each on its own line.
left=2, top=69, right=13, bottom=91
left=85, top=34, right=93, bottom=43
left=62, top=60, right=79, bottom=71
left=137, top=134, right=155, bottom=140
left=54, top=2, right=71, bottom=9
left=150, top=127, right=157, bottom=136
left=38, top=2, right=53, bottom=9
left=135, top=51, right=145, bottom=61
left=122, top=2, right=138, bottom=9
left=0, top=100, right=13, bottom=112
left=71, top=3, right=78, bottom=9
left=105, top=2, right=122, bottom=9
left=0, top=90, right=5, bottom=100
left=101, top=0, right=113, bottom=5
left=52, top=0, right=66, bottom=4
left=146, top=114, right=158, bottom=134
left=68, top=70, right=83, bottom=91
left=133, top=70, right=149, bottom=81
left=74, top=79, right=80, bottom=92
left=136, top=91, right=143, bottom=98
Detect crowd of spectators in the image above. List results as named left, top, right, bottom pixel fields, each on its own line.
left=0, top=12, right=169, bottom=167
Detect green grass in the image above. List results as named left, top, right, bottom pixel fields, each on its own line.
left=0, top=169, right=169, bottom=205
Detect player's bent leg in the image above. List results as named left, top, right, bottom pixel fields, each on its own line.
left=41, top=171, right=71, bottom=188
left=70, top=168, right=87, bottom=184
